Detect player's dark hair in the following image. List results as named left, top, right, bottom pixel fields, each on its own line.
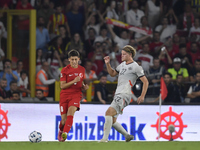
left=10, top=80, right=17, bottom=86
left=68, top=49, right=80, bottom=58
left=59, top=25, right=66, bottom=30
left=36, top=89, right=44, bottom=93
left=163, top=72, right=172, bottom=78
left=99, top=75, right=107, bottom=80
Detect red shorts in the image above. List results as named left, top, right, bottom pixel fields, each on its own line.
left=59, top=94, right=82, bottom=115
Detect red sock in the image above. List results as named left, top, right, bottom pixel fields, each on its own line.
left=63, top=115, right=73, bottom=133
left=59, top=121, right=64, bottom=131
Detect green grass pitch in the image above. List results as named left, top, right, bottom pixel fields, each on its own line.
left=0, top=141, right=200, bottom=150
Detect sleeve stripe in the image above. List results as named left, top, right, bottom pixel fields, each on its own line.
left=138, top=75, right=145, bottom=78
left=115, top=69, right=119, bottom=73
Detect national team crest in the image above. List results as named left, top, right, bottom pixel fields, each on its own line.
left=79, top=73, right=83, bottom=78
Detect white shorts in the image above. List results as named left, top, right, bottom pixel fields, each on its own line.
left=110, top=93, right=132, bottom=118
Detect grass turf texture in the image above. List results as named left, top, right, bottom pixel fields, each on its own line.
left=0, top=141, right=199, bottom=150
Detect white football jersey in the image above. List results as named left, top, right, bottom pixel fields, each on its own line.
left=115, top=61, right=144, bottom=94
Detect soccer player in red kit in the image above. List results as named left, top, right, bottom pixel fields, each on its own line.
left=58, top=50, right=89, bottom=142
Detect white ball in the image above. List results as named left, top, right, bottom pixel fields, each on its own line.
left=29, top=131, right=42, bottom=143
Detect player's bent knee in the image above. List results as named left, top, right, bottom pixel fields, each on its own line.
left=105, top=107, right=117, bottom=116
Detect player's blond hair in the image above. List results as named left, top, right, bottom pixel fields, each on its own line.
left=122, top=45, right=136, bottom=58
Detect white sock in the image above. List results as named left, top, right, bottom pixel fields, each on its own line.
left=112, top=122, right=129, bottom=137
left=102, top=116, right=113, bottom=140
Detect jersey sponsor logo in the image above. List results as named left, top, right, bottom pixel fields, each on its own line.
left=69, top=74, right=73, bottom=76
left=79, top=73, right=83, bottom=78
left=75, top=73, right=78, bottom=76
left=60, top=73, right=63, bottom=78
left=74, top=103, right=78, bottom=105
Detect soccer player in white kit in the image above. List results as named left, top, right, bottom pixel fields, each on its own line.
left=100, top=45, right=149, bottom=142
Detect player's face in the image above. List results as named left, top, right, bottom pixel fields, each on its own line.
left=121, top=50, right=131, bottom=62
left=69, top=56, right=80, bottom=68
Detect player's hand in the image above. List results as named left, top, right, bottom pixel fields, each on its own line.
left=104, top=56, right=110, bottom=64
left=82, top=84, right=89, bottom=90
left=74, top=76, right=80, bottom=83
left=137, top=96, right=144, bottom=104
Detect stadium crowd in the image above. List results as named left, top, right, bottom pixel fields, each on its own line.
left=0, top=0, right=200, bottom=103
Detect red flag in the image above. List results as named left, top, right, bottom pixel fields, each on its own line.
left=160, top=77, right=168, bottom=100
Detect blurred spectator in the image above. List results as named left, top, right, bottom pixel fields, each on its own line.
left=36, top=89, right=48, bottom=101
left=165, top=37, right=179, bottom=59
left=15, top=60, right=24, bottom=77
left=88, top=42, right=104, bottom=75
left=165, top=8, right=179, bottom=26
left=66, top=1, right=84, bottom=37
left=115, top=1, right=126, bottom=22
left=66, top=0, right=87, bottom=14
left=65, top=33, right=84, bottom=59
left=48, top=36, right=64, bottom=58
left=36, top=49, right=46, bottom=73
left=189, top=42, right=200, bottom=64
left=174, top=44, right=193, bottom=71
left=47, top=5, right=70, bottom=38
left=189, top=59, right=200, bottom=82
left=59, top=25, right=70, bottom=51
left=16, top=0, right=33, bottom=52
left=175, top=74, right=186, bottom=103
left=167, top=57, right=189, bottom=81
left=0, top=21, right=7, bottom=40
left=84, top=60, right=98, bottom=99
left=6, top=81, right=18, bottom=99
left=179, top=3, right=197, bottom=31
left=107, top=1, right=119, bottom=20
left=189, top=18, right=200, bottom=42
left=126, top=0, right=145, bottom=27
left=135, top=43, right=153, bottom=71
left=172, top=33, right=180, bottom=51
left=0, top=48, right=5, bottom=71
left=84, top=9, right=104, bottom=39
left=84, top=60, right=98, bottom=85
left=18, top=70, right=31, bottom=97
left=0, top=78, right=9, bottom=100
left=155, top=17, right=176, bottom=43
left=135, top=16, right=152, bottom=39
left=146, top=58, right=165, bottom=86
left=107, top=24, right=129, bottom=50
left=152, top=72, right=182, bottom=103
left=136, top=59, right=142, bottom=66
left=58, top=57, right=70, bottom=73
left=37, top=0, right=54, bottom=27
left=145, top=0, right=163, bottom=28
left=0, top=59, right=19, bottom=91
left=36, top=61, right=56, bottom=97
left=149, top=32, right=163, bottom=57
left=36, top=16, right=50, bottom=54
left=47, top=50, right=63, bottom=80
left=187, top=72, right=200, bottom=103
left=94, top=75, right=109, bottom=104
left=84, top=28, right=96, bottom=57
left=0, top=0, right=13, bottom=9
left=12, top=92, right=20, bottom=101
left=94, top=26, right=111, bottom=46
left=158, top=46, right=172, bottom=69
left=108, top=46, right=120, bottom=70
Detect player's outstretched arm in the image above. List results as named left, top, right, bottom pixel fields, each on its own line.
left=60, top=76, right=80, bottom=89
left=137, top=76, right=149, bottom=104
left=104, top=56, right=118, bottom=77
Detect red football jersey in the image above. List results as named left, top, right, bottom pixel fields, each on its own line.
left=60, top=65, right=85, bottom=95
